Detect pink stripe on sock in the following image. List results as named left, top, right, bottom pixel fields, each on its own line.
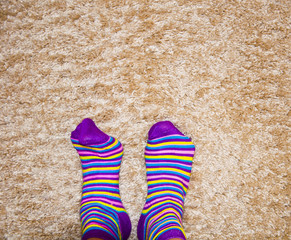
left=146, top=161, right=191, bottom=167
left=81, top=197, right=123, bottom=207
left=83, top=186, right=119, bottom=191
left=147, top=174, right=189, bottom=186
left=145, top=149, right=194, bottom=155
left=78, top=145, right=123, bottom=157
left=144, top=196, right=184, bottom=209
left=85, top=222, right=116, bottom=236
left=83, top=175, right=119, bottom=181
left=147, top=134, right=184, bottom=141
left=81, top=160, right=121, bottom=165
left=148, top=209, right=182, bottom=226
left=148, top=185, right=184, bottom=192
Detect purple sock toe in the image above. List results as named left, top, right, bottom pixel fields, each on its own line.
left=71, top=118, right=109, bottom=145
left=71, top=122, right=83, bottom=139
left=148, top=121, right=184, bottom=140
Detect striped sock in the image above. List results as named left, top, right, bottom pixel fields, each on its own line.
left=137, top=121, right=195, bottom=240
left=71, top=118, right=131, bottom=240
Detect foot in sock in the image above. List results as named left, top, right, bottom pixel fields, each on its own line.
left=71, top=118, right=131, bottom=240
left=137, top=121, right=195, bottom=240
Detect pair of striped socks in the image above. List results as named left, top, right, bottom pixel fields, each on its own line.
left=71, top=118, right=195, bottom=240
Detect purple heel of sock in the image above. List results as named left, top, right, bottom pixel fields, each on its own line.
left=82, top=229, right=116, bottom=240
left=119, top=212, right=132, bottom=240
left=71, top=118, right=110, bottom=145
left=157, top=229, right=186, bottom=240
left=148, top=121, right=184, bottom=140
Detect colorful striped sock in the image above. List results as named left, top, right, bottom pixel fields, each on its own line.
left=71, top=118, right=131, bottom=240
left=137, top=121, right=195, bottom=240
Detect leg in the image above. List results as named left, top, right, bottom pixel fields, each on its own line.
left=71, top=118, right=131, bottom=240
left=138, top=121, right=195, bottom=240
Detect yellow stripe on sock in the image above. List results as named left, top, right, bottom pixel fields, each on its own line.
left=152, top=226, right=186, bottom=240
left=82, top=217, right=106, bottom=230
left=142, top=200, right=183, bottom=214
left=148, top=179, right=187, bottom=193
left=83, top=217, right=121, bottom=239
left=73, top=139, right=119, bottom=150
left=82, top=191, right=120, bottom=198
left=148, top=217, right=182, bottom=240
left=145, top=154, right=193, bottom=161
left=83, top=223, right=115, bottom=235
left=146, top=208, right=182, bottom=240
left=81, top=201, right=126, bottom=213
left=82, top=166, right=120, bottom=173
left=147, top=141, right=193, bottom=147
left=147, top=190, right=183, bottom=200
left=80, top=152, right=123, bottom=160
left=83, top=179, right=119, bottom=186
left=146, top=167, right=191, bottom=177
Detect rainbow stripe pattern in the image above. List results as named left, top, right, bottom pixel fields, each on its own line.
left=71, top=136, right=131, bottom=240
left=137, top=134, right=195, bottom=240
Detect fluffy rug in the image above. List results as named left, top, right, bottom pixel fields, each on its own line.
left=1, top=0, right=290, bottom=239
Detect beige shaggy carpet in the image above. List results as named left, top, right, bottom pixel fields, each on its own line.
left=1, top=0, right=290, bottom=239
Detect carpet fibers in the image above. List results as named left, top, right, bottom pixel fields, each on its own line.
left=0, top=0, right=290, bottom=239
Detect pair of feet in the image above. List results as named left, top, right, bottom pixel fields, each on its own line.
left=71, top=118, right=195, bottom=240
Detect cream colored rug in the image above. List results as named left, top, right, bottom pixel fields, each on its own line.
left=1, top=0, right=290, bottom=239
